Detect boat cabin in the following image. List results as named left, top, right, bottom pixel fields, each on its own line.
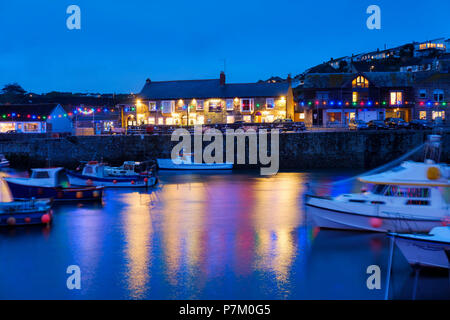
left=30, top=168, right=70, bottom=187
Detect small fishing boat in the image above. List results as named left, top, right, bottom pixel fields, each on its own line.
left=67, top=161, right=157, bottom=188
left=157, top=152, right=233, bottom=170
left=0, top=154, right=10, bottom=168
left=393, top=227, right=450, bottom=269
left=306, top=135, right=449, bottom=233
left=0, top=199, right=52, bottom=227
left=4, top=168, right=104, bottom=202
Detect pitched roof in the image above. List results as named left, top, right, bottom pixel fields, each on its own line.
left=139, top=79, right=290, bottom=100
left=0, top=104, right=60, bottom=120
left=303, top=72, right=415, bottom=89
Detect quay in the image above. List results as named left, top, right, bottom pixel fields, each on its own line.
left=0, top=130, right=448, bottom=169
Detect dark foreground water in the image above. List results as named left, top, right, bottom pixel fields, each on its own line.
left=0, top=170, right=448, bottom=300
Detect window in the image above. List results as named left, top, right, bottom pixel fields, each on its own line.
left=33, top=171, right=50, bottom=179
left=148, top=117, right=155, bottom=124
left=226, top=99, right=234, bottom=111
left=165, top=117, right=174, bottom=125
left=419, top=111, right=426, bottom=120
left=240, top=99, right=254, bottom=112
left=226, top=115, right=235, bottom=123
left=299, top=113, right=305, bottom=119
left=158, top=118, right=164, bottom=125
left=208, top=100, right=222, bottom=112
left=406, top=200, right=430, bottom=206
left=390, top=91, right=403, bottom=105
left=384, top=186, right=430, bottom=198
left=196, top=100, right=204, bottom=111
left=266, top=98, right=275, bottom=109
left=433, top=89, right=444, bottom=102
left=243, top=115, right=252, bottom=122
left=419, top=89, right=427, bottom=99
left=149, top=101, right=157, bottom=111
left=352, top=76, right=369, bottom=88
left=352, top=92, right=358, bottom=103
left=432, top=111, right=445, bottom=120
left=161, top=100, right=175, bottom=114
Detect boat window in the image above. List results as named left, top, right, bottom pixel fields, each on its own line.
left=406, top=200, right=430, bottom=205
left=33, top=171, right=50, bottom=179
left=384, top=186, right=430, bottom=198
left=349, top=199, right=366, bottom=203
left=371, top=201, right=385, bottom=204
left=372, top=184, right=387, bottom=195
left=85, top=166, right=94, bottom=174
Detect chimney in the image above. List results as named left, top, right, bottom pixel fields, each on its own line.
left=146, top=78, right=151, bottom=84
left=220, top=71, right=226, bottom=86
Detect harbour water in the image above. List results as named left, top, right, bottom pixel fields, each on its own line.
left=0, top=170, right=448, bottom=300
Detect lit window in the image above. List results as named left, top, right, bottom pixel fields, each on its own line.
left=352, top=76, right=369, bottom=88
left=299, top=113, right=305, bottom=119
left=196, top=116, right=204, bottom=125
left=240, top=99, right=254, bottom=112
left=226, top=99, right=234, bottom=111
left=196, top=100, right=204, bottom=111
left=419, top=111, right=426, bottom=120
left=352, top=92, right=358, bottom=103
left=390, top=92, right=403, bottom=105
left=148, top=117, right=155, bottom=124
left=148, top=102, right=157, bottom=111
left=162, top=101, right=175, bottom=114
left=432, top=111, right=445, bottom=120
left=266, top=98, right=275, bottom=109
left=165, top=117, right=174, bottom=125
left=226, top=115, right=235, bottom=124
left=158, top=118, right=164, bottom=125
left=243, top=115, right=252, bottom=122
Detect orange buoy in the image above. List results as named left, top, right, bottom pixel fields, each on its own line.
left=113, top=180, right=117, bottom=184
left=131, top=180, right=135, bottom=185
left=369, top=217, right=383, bottom=228
left=93, top=191, right=100, bottom=198
left=144, top=178, right=148, bottom=183
left=7, top=217, right=16, bottom=226
left=86, top=179, right=93, bottom=186
left=24, top=217, right=31, bottom=223
left=76, top=191, right=83, bottom=199
left=427, top=167, right=440, bottom=180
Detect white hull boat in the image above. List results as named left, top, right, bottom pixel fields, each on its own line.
left=157, top=154, right=233, bottom=170
left=306, top=135, right=449, bottom=233
left=394, top=227, right=450, bottom=269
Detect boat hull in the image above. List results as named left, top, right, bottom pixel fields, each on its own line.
left=395, top=236, right=450, bottom=269
left=5, top=180, right=104, bottom=202
left=67, top=171, right=157, bottom=188
left=306, top=199, right=443, bottom=233
left=0, top=200, right=52, bottom=227
left=157, top=159, right=233, bottom=170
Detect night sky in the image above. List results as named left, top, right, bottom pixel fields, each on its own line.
left=0, top=0, right=448, bottom=93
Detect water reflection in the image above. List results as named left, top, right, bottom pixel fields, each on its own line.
left=0, top=170, right=448, bottom=299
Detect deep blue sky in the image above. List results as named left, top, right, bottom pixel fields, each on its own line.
left=0, top=0, right=448, bottom=94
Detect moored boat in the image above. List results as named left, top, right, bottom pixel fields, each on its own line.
left=0, top=154, right=10, bottom=168
left=4, top=168, right=104, bottom=202
left=157, top=152, right=233, bottom=170
left=306, top=136, right=449, bottom=233
left=0, top=199, right=52, bottom=227
left=67, top=161, right=157, bottom=188
left=393, top=227, right=450, bottom=269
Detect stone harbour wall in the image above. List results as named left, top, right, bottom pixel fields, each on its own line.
left=0, top=130, right=448, bottom=170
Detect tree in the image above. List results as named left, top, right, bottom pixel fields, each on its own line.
left=1, top=83, right=26, bottom=95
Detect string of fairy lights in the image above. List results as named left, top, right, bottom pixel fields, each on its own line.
left=299, top=100, right=448, bottom=107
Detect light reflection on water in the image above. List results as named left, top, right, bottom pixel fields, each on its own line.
left=0, top=169, right=448, bottom=300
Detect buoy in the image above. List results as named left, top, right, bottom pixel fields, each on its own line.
left=41, top=214, right=51, bottom=224
left=7, top=217, right=16, bottom=226
left=427, top=167, right=440, bottom=180
left=131, top=180, right=135, bottom=185
left=24, top=217, right=31, bottom=223
left=93, top=191, right=100, bottom=198
left=76, top=191, right=83, bottom=199
left=86, top=179, right=93, bottom=186
left=144, top=178, right=148, bottom=183
left=113, top=180, right=117, bottom=184
left=369, top=217, right=383, bottom=228
left=441, top=217, right=450, bottom=226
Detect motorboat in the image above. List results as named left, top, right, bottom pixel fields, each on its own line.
left=306, top=136, right=449, bottom=233
left=157, top=152, right=233, bottom=170
left=4, top=168, right=104, bottom=202
left=67, top=161, right=158, bottom=188
left=393, top=227, right=450, bottom=269
left=0, top=154, right=9, bottom=168
left=0, top=199, right=52, bottom=227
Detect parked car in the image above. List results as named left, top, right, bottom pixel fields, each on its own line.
left=384, top=118, right=409, bottom=129
left=349, top=119, right=368, bottom=130
left=273, top=119, right=293, bottom=123
left=5, top=130, right=19, bottom=134
left=272, top=119, right=294, bottom=132
left=367, top=120, right=388, bottom=130
left=408, top=119, right=434, bottom=130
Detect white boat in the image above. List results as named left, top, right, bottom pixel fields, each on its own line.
left=0, top=154, right=9, bottom=168
left=157, top=153, right=233, bottom=170
left=306, top=136, right=449, bottom=233
left=67, top=161, right=158, bottom=188
left=394, top=227, right=450, bottom=269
